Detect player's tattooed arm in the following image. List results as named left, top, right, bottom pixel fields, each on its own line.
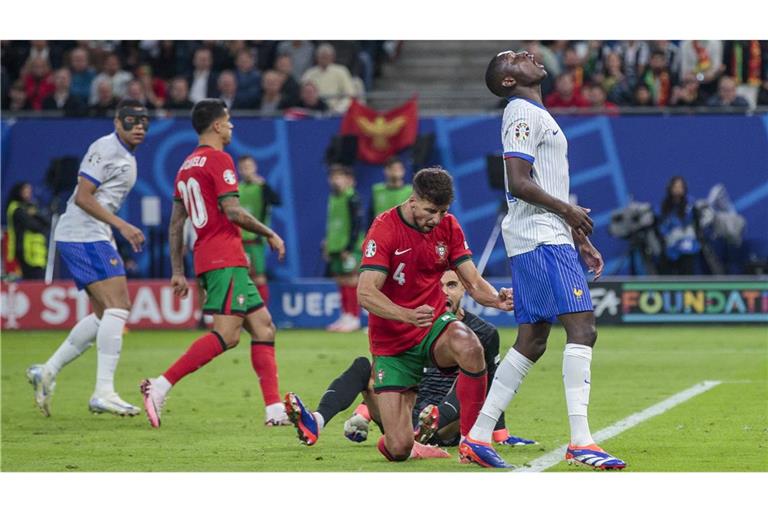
left=455, top=260, right=514, bottom=311
left=358, top=270, right=434, bottom=327
left=74, top=177, right=145, bottom=252
left=168, top=201, right=189, bottom=298
left=505, top=158, right=594, bottom=236
left=220, top=195, right=285, bottom=260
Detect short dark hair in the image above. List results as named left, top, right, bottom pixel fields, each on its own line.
left=115, top=98, right=144, bottom=112
left=191, top=99, right=228, bottom=134
left=384, top=156, right=403, bottom=168
left=328, top=163, right=354, bottom=177
left=412, top=167, right=454, bottom=206
left=237, top=155, right=255, bottom=164
left=485, top=53, right=513, bottom=98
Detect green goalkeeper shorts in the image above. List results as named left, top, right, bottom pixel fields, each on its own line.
left=372, top=312, right=458, bottom=393
left=199, top=266, right=263, bottom=316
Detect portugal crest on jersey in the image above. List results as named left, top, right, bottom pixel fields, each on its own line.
left=435, top=241, right=447, bottom=261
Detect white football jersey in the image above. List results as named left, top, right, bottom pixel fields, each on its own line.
left=55, top=132, right=138, bottom=243
left=500, top=96, right=574, bottom=257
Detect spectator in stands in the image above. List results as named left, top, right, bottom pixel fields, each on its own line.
left=670, top=72, right=706, bottom=107
left=68, top=47, right=95, bottom=104
left=723, top=40, right=767, bottom=107
left=301, top=43, right=356, bottom=114
left=257, top=70, right=297, bottom=114
left=583, top=82, right=618, bottom=114
left=5, top=182, right=49, bottom=280
left=277, top=40, right=315, bottom=80
left=88, top=77, right=118, bottom=116
left=616, top=40, right=650, bottom=85
left=544, top=72, right=589, bottom=109
left=41, top=68, right=86, bottom=116
left=8, top=80, right=32, bottom=111
left=706, top=76, right=750, bottom=108
left=658, top=176, right=701, bottom=275
left=679, top=40, right=724, bottom=98
left=165, top=76, right=194, bottom=110
left=135, top=64, right=167, bottom=107
left=124, top=79, right=156, bottom=111
left=234, top=49, right=262, bottom=107
left=217, top=70, right=253, bottom=109
left=22, top=56, right=55, bottom=110
left=632, top=84, right=653, bottom=107
left=274, top=54, right=300, bottom=105
left=89, top=52, right=132, bottom=104
left=641, top=50, right=673, bottom=106
left=292, top=80, right=329, bottom=114
left=197, top=40, right=231, bottom=72
left=600, top=51, right=633, bottom=105
left=188, top=46, right=218, bottom=103
left=562, top=45, right=587, bottom=92
left=652, top=40, right=682, bottom=82
left=251, top=41, right=278, bottom=71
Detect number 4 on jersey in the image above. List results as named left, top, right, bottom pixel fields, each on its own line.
left=392, top=262, right=406, bottom=285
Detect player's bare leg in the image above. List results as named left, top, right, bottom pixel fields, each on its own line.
left=243, top=307, right=288, bottom=425
left=375, top=391, right=417, bottom=461
left=431, top=322, right=487, bottom=438
left=80, top=277, right=139, bottom=416
left=141, top=314, right=242, bottom=428
left=558, top=311, right=625, bottom=469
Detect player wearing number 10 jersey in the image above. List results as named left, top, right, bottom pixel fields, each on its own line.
left=295, top=167, right=514, bottom=463
left=140, top=99, right=290, bottom=428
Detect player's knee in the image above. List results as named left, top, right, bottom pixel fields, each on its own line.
left=388, top=437, right=413, bottom=461
left=571, top=324, right=597, bottom=346
left=216, top=330, right=240, bottom=349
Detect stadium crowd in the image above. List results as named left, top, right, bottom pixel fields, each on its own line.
left=3, top=40, right=767, bottom=117
left=1, top=40, right=398, bottom=117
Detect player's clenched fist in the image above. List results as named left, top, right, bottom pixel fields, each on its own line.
left=408, top=305, right=435, bottom=328
left=496, top=287, right=514, bottom=311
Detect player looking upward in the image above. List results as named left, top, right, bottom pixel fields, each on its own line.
left=459, top=51, right=626, bottom=470
left=237, top=155, right=281, bottom=305
left=26, top=99, right=148, bottom=417
left=140, top=99, right=289, bottom=427
left=288, top=168, right=514, bottom=462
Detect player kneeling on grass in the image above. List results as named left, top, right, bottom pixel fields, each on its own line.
left=140, top=99, right=289, bottom=428
left=285, top=269, right=536, bottom=457
left=286, top=168, right=513, bottom=462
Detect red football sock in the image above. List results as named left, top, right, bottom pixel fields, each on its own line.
left=163, top=331, right=227, bottom=385
left=257, top=283, right=270, bottom=306
left=338, top=285, right=350, bottom=315
left=251, top=341, right=281, bottom=405
left=354, top=403, right=371, bottom=421
left=346, top=285, right=360, bottom=317
left=456, top=367, right=488, bottom=437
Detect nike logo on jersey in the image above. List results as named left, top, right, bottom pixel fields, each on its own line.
left=394, top=248, right=412, bottom=255
left=552, top=129, right=559, bottom=135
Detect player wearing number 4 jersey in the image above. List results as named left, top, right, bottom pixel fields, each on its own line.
left=140, top=99, right=290, bottom=428
left=459, top=51, right=625, bottom=470
left=332, top=167, right=513, bottom=462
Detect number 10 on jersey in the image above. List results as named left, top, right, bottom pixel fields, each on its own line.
left=177, top=178, right=208, bottom=228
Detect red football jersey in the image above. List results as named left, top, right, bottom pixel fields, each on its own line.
left=360, top=207, right=473, bottom=356
left=173, top=145, right=248, bottom=275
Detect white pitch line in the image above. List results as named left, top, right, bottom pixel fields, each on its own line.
left=515, top=380, right=722, bottom=472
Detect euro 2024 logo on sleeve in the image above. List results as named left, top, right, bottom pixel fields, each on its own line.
left=223, top=169, right=237, bottom=185
left=514, top=121, right=530, bottom=142
left=365, top=239, right=377, bottom=258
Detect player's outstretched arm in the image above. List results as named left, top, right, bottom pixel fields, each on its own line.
left=220, top=195, right=285, bottom=261
left=454, top=260, right=514, bottom=311
left=74, top=177, right=145, bottom=252
left=358, top=270, right=434, bottom=327
left=168, top=200, right=189, bottom=297
left=506, top=158, right=594, bottom=236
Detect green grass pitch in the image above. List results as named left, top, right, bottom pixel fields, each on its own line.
left=2, top=325, right=766, bottom=472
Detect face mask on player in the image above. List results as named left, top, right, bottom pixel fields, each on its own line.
left=118, top=106, right=150, bottom=131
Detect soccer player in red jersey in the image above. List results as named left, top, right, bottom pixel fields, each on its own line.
left=286, top=167, right=514, bottom=462
left=140, top=99, right=289, bottom=428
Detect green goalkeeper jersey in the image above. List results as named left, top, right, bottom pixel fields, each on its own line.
left=326, top=187, right=362, bottom=254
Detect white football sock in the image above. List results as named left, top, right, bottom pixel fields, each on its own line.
left=468, top=348, right=533, bottom=443
left=313, top=412, right=326, bottom=430
left=563, top=343, right=595, bottom=446
left=154, top=375, right=172, bottom=396
left=94, top=308, right=129, bottom=396
left=45, top=313, right=100, bottom=375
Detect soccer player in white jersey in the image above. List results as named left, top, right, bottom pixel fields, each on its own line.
left=458, top=51, right=626, bottom=470
left=26, top=99, right=149, bottom=417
